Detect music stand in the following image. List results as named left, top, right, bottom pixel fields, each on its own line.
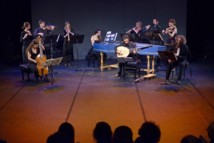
left=45, top=57, right=63, bottom=84
left=70, top=35, right=84, bottom=71
left=145, top=32, right=163, bottom=45
left=44, top=34, right=59, bottom=58
left=158, top=51, right=177, bottom=62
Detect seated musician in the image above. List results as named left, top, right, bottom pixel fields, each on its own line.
left=26, top=37, right=49, bottom=81
left=90, top=29, right=107, bottom=65
left=144, top=18, right=164, bottom=45
left=126, top=21, right=148, bottom=43
left=165, top=35, right=189, bottom=85
left=115, top=34, right=141, bottom=78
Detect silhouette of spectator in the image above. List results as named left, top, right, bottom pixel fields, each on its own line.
left=113, top=125, right=133, bottom=143
left=207, top=121, right=214, bottom=143
left=93, top=121, right=112, bottom=143
left=134, top=121, right=161, bottom=143
left=180, top=135, right=201, bottom=143
left=0, top=140, right=7, bottom=143
left=47, top=122, right=74, bottom=143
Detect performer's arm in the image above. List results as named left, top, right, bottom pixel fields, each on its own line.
left=27, top=52, right=37, bottom=63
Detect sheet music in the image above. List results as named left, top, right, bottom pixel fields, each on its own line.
left=46, top=57, right=63, bottom=66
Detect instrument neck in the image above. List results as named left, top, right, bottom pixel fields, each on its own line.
left=39, top=41, right=43, bottom=58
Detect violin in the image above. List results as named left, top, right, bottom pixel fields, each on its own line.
left=42, top=25, right=56, bottom=31
left=166, top=26, right=175, bottom=34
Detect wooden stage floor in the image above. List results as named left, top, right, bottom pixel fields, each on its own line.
left=0, top=59, right=214, bottom=143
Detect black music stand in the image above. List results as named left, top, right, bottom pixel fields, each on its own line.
left=70, top=35, right=84, bottom=71
left=44, top=34, right=59, bottom=58
left=45, top=57, right=63, bottom=84
left=158, top=51, right=177, bottom=62
left=145, top=32, right=163, bottom=45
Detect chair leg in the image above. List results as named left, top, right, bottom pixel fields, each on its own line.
left=27, top=72, right=30, bottom=81
left=93, top=59, right=95, bottom=67
left=21, top=70, right=24, bottom=80
left=138, top=68, right=140, bottom=78
left=134, top=70, right=136, bottom=79
left=87, top=59, right=90, bottom=67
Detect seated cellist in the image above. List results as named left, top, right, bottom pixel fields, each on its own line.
left=26, top=37, right=49, bottom=81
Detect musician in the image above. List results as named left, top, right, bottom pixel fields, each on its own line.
left=145, top=18, right=163, bottom=44
left=26, top=38, right=48, bottom=81
left=91, top=29, right=102, bottom=45
left=115, top=34, right=140, bottom=78
left=90, top=29, right=107, bottom=65
left=33, top=19, right=55, bottom=41
left=126, top=21, right=147, bottom=43
left=165, top=35, right=189, bottom=85
left=63, top=21, right=75, bottom=67
left=20, top=22, right=33, bottom=63
left=162, top=18, right=177, bottom=45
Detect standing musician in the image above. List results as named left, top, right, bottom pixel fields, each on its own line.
left=26, top=37, right=49, bottom=81
left=126, top=21, right=147, bottom=43
left=115, top=34, right=140, bottom=78
left=89, top=29, right=107, bottom=65
left=34, top=19, right=55, bottom=41
left=162, top=18, right=177, bottom=45
left=20, top=22, right=33, bottom=63
left=144, top=18, right=164, bottom=44
left=63, top=21, right=75, bottom=67
left=165, top=35, right=189, bottom=85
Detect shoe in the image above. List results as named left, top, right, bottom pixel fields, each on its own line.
left=114, top=74, right=120, bottom=78
left=67, top=63, right=71, bottom=67
left=165, top=80, right=171, bottom=85
left=64, top=63, right=67, bottom=67
left=176, top=80, right=181, bottom=85
left=44, top=76, right=50, bottom=82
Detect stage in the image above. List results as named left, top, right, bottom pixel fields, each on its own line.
left=0, top=58, right=214, bottom=143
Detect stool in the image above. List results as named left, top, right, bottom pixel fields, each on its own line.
left=19, top=64, right=31, bottom=81
left=124, top=62, right=141, bottom=80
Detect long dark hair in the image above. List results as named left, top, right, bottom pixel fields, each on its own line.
left=25, top=38, right=39, bottom=56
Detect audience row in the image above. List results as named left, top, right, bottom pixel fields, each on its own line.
left=45, top=120, right=214, bottom=143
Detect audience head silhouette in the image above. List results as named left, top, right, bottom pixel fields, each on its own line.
left=136, top=121, right=161, bottom=143
left=93, top=121, right=112, bottom=143
left=113, top=125, right=133, bottom=143
left=207, top=121, right=214, bottom=142
left=180, top=135, right=201, bottom=143
left=47, top=122, right=74, bottom=143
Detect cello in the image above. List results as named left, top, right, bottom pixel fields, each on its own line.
left=36, top=37, right=48, bottom=76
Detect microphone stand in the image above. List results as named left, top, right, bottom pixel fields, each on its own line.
left=75, top=37, right=81, bottom=71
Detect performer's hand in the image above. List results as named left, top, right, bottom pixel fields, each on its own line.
left=27, top=31, right=32, bottom=36
left=168, top=59, right=172, bottom=63
left=146, top=25, right=150, bottom=30
left=162, top=30, right=165, bottom=34
left=38, top=33, right=44, bottom=36
left=132, top=48, right=137, bottom=54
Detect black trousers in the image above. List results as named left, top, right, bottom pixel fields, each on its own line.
left=166, top=61, right=185, bottom=81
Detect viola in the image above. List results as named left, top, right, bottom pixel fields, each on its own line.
left=36, top=37, right=48, bottom=76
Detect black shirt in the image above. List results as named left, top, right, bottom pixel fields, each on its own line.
left=20, top=31, right=33, bottom=46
